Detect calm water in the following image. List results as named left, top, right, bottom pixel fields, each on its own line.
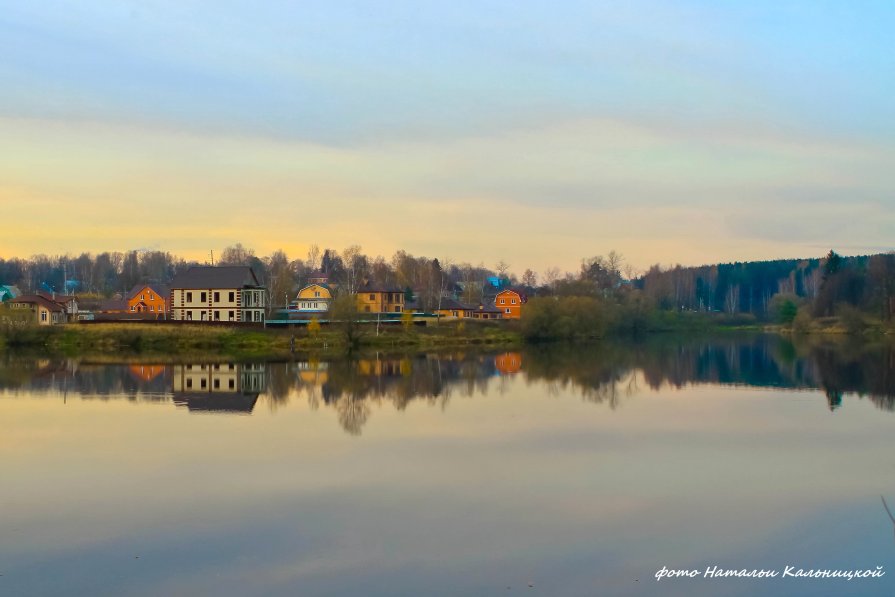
left=2, top=336, right=895, bottom=596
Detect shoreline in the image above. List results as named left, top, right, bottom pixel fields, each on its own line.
left=1, top=317, right=890, bottom=360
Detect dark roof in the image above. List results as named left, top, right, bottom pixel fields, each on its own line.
left=172, top=392, right=259, bottom=413
left=98, top=299, right=129, bottom=312
left=170, top=266, right=262, bottom=290
left=477, top=303, right=503, bottom=314
left=436, top=298, right=474, bottom=311
left=127, top=283, right=170, bottom=300
left=36, top=292, right=76, bottom=304
left=358, top=282, right=404, bottom=293
left=10, top=294, right=66, bottom=312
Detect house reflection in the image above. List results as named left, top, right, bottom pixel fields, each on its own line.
left=172, top=363, right=266, bottom=414
left=1, top=336, right=894, bottom=430
left=495, top=352, right=522, bottom=375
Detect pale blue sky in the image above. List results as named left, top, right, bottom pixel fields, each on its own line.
left=2, top=1, right=893, bottom=272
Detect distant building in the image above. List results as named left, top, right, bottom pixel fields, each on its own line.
left=293, top=283, right=333, bottom=313
left=495, top=289, right=527, bottom=319
left=434, top=298, right=476, bottom=319
left=0, top=284, right=21, bottom=302
left=356, top=284, right=404, bottom=314
left=306, top=271, right=330, bottom=286
left=96, top=299, right=130, bottom=316
left=472, top=304, right=503, bottom=320
left=36, top=292, right=78, bottom=321
left=127, top=284, right=170, bottom=316
left=6, top=295, right=67, bottom=325
left=169, top=266, right=267, bottom=323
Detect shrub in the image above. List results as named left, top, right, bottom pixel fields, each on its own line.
left=521, top=296, right=606, bottom=341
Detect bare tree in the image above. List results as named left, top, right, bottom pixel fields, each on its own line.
left=266, top=249, right=294, bottom=309
left=340, top=245, right=368, bottom=296
left=306, top=244, right=321, bottom=272
left=543, top=266, right=561, bottom=290
left=495, top=260, right=511, bottom=280
left=521, top=268, right=537, bottom=288
left=220, top=243, right=255, bottom=266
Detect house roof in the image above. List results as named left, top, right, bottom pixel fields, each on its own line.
left=436, top=298, right=474, bottom=311
left=170, top=266, right=262, bottom=290
left=10, top=294, right=66, bottom=312
left=128, top=283, right=170, bottom=300
left=98, top=299, right=129, bottom=312
left=298, top=283, right=332, bottom=292
left=172, top=392, right=259, bottom=413
left=496, top=288, right=529, bottom=303
left=476, top=303, right=504, bottom=314
left=35, top=291, right=76, bottom=304
left=358, top=282, right=404, bottom=293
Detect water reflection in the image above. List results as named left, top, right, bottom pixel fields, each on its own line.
left=0, top=335, right=893, bottom=434
left=171, top=363, right=266, bottom=413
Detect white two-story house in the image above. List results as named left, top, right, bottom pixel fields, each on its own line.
left=169, top=266, right=268, bottom=323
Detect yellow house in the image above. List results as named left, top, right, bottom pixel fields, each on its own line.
left=356, top=285, right=404, bottom=314
left=293, top=283, right=333, bottom=313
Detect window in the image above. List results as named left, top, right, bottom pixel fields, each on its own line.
left=130, top=306, right=136, bottom=312
left=186, top=311, right=192, bottom=320
left=201, top=378, right=207, bottom=389
left=229, top=379, right=235, bottom=389
left=186, top=378, right=193, bottom=389
left=140, top=294, right=145, bottom=300
left=369, top=293, right=375, bottom=300
left=200, top=292, right=207, bottom=302
left=364, top=306, right=371, bottom=312
left=149, top=306, right=154, bottom=312
left=213, top=379, right=220, bottom=389
left=505, top=308, right=511, bottom=314
left=314, top=291, right=320, bottom=297
left=186, top=292, right=192, bottom=302
left=214, top=292, right=220, bottom=302
left=500, top=299, right=505, bottom=304
left=395, top=306, right=401, bottom=312
left=214, top=311, right=220, bottom=321
left=41, top=311, right=47, bottom=322
left=229, top=311, right=234, bottom=321
left=511, top=299, right=516, bottom=304
left=229, top=292, right=235, bottom=302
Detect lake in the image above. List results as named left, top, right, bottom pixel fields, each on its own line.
left=1, top=335, right=894, bottom=596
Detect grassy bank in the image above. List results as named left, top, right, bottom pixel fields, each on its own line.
left=0, top=320, right=522, bottom=359
left=1, top=311, right=889, bottom=360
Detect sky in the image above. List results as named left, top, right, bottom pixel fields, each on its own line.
left=2, top=1, right=893, bottom=275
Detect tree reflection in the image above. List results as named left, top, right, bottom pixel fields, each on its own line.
left=1, top=335, right=893, bottom=434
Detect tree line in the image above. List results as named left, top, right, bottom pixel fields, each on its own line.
left=1, top=245, right=893, bottom=326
